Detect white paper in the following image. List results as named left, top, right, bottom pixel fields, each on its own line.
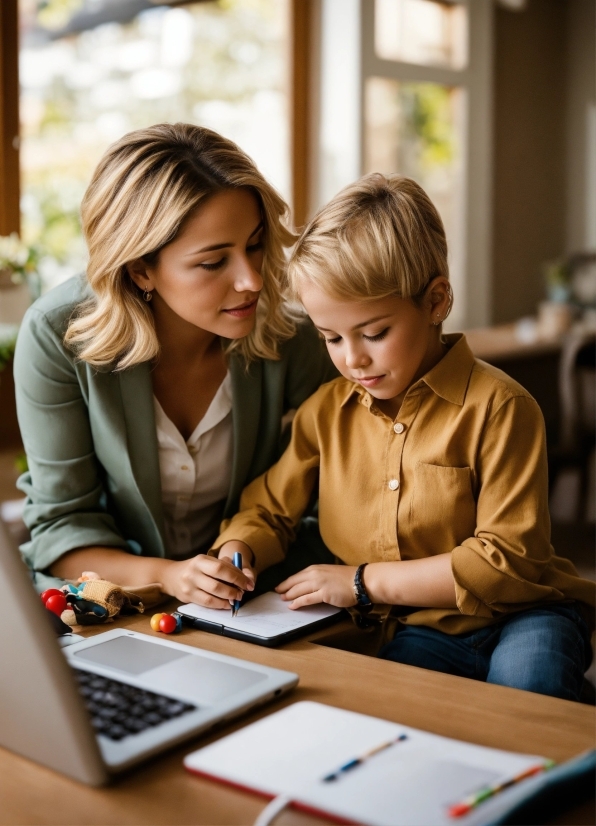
left=178, top=592, right=341, bottom=640
left=184, top=701, right=548, bottom=826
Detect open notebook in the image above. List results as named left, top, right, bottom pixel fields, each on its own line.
left=184, top=701, right=560, bottom=826
left=177, top=592, right=342, bottom=646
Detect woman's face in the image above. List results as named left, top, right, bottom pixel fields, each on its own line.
left=134, top=188, right=265, bottom=339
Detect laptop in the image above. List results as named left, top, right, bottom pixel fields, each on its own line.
left=0, top=520, right=298, bottom=785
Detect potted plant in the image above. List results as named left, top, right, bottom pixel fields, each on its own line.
left=0, top=233, right=41, bottom=325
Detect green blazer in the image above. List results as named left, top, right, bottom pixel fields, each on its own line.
left=14, top=277, right=334, bottom=586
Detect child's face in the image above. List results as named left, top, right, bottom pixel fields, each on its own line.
left=300, top=280, right=448, bottom=417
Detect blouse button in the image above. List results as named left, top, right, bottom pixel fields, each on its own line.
left=388, top=479, right=399, bottom=490
left=181, top=465, right=189, bottom=471
left=393, top=422, right=405, bottom=434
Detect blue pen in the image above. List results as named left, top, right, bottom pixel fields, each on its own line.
left=322, top=734, right=408, bottom=782
left=232, top=552, right=243, bottom=617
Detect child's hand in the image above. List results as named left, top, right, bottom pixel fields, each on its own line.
left=161, top=550, right=255, bottom=609
left=276, top=564, right=357, bottom=609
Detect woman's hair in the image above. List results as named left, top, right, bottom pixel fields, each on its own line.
left=65, top=123, right=298, bottom=369
left=287, top=173, right=449, bottom=303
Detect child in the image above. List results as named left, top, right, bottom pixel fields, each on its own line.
left=211, top=174, right=595, bottom=701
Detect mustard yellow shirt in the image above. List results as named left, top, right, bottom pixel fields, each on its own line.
left=214, top=334, right=595, bottom=634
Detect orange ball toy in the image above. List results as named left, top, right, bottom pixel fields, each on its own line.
left=150, top=612, right=166, bottom=631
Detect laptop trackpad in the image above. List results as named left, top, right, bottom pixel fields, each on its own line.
left=73, top=636, right=268, bottom=703
left=73, top=636, right=188, bottom=675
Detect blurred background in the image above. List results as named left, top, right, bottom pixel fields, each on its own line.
left=0, top=0, right=594, bottom=581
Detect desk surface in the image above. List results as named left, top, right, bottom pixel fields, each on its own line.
left=464, top=321, right=596, bottom=363
left=1, top=607, right=594, bottom=826
left=464, top=323, right=564, bottom=362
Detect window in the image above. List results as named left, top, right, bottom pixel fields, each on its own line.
left=375, top=0, right=467, bottom=69
left=19, top=0, right=290, bottom=289
left=364, top=76, right=466, bottom=305
left=316, top=0, right=493, bottom=329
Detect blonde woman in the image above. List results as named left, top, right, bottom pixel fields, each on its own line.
left=14, top=123, right=334, bottom=608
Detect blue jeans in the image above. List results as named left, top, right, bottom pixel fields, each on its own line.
left=379, top=604, right=592, bottom=701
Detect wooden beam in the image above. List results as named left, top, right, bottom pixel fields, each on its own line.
left=0, top=0, right=20, bottom=236
left=290, top=0, right=313, bottom=231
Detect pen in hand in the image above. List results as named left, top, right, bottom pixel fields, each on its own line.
left=231, top=552, right=243, bottom=618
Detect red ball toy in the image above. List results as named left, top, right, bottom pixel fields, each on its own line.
left=45, top=593, right=68, bottom=617
left=158, top=614, right=177, bottom=634
left=40, top=588, right=63, bottom=605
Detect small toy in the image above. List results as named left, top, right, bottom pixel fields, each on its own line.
left=158, top=614, right=177, bottom=634
left=150, top=612, right=183, bottom=634
left=60, top=580, right=146, bottom=627
left=78, top=571, right=101, bottom=582
left=40, top=579, right=166, bottom=629
left=44, top=592, right=68, bottom=616
left=40, top=588, right=63, bottom=605
left=150, top=612, right=166, bottom=631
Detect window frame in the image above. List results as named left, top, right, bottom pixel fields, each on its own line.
left=0, top=0, right=20, bottom=236
left=360, top=0, right=493, bottom=328
left=313, top=0, right=494, bottom=329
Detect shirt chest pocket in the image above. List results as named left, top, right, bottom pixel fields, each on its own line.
left=409, top=463, right=476, bottom=552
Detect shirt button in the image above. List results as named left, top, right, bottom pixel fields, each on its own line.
left=393, top=423, right=405, bottom=434
left=181, top=465, right=189, bottom=471
left=388, top=479, right=399, bottom=490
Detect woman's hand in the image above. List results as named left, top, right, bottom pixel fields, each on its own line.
left=161, top=547, right=255, bottom=609
left=276, top=564, right=357, bottom=610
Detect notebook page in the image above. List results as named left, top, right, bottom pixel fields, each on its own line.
left=184, top=702, right=547, bottom=826
left=300, top=735, right=543, bottom=826
left=184, top=701, right=401, bottom=796
left=178, top=592, right=341, bottom=639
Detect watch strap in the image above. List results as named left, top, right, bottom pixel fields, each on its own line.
left=353, top=563, right=373, bottom=611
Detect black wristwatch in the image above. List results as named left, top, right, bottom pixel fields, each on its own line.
left=353, top=563, right=373, bottom=612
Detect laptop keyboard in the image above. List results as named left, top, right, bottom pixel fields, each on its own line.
left=73, top=668, right=197, bottom=741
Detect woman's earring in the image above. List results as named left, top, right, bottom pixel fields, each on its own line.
left=142, top=289, right=153, bottom=303
left=434, top=312, right=441, bottom=326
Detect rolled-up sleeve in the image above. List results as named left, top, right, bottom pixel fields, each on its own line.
left=212, top=393, right=322, bottom=572
left=14, top=308, right=128, bottom=574
left=452, top=395, right=561, bottom=617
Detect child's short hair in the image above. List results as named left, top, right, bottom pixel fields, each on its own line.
left=288, top=173, right=449, bottom=303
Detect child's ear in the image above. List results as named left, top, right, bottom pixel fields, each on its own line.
left=126, top=258, right=153, bottom=293
left=425, top=277, right=452, bottom=324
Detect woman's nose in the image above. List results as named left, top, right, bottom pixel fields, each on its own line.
left=234, top=256, right=263, bottom=293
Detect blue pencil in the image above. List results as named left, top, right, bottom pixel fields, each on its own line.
left=232, top=552, right=243, bottom=617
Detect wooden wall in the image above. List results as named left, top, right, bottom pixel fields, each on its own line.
left=491, top=0, right=568, bottom=324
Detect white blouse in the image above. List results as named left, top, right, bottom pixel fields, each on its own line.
left=154, top=373, right=233, bottom=558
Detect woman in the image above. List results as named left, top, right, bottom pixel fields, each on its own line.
left=14, top=123, right=334, bottom=608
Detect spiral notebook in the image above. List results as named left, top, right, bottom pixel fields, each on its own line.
left=184, top=701, right=559, bottom=826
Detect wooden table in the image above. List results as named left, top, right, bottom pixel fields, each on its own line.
left=1, top=606, right=594, bottom=826
left=464, top=322, right=567, bottom=363
left=464, top=322, right=596, bottom=449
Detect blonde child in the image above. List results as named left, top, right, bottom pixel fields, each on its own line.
left=212, top=174, right=595, bottom=701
